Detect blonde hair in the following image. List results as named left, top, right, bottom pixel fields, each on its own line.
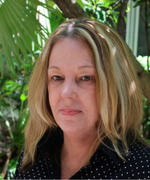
left=21, top=18, right=143, bottom=169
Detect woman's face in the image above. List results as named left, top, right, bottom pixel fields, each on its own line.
left=48, top=38, right=99, bottom=138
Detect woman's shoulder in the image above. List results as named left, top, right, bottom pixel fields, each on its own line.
left=14, top=150, right=51, bottom=179
left=118, top=140, right=150, bottom=178
left=14, top=150, right=24, bottom=179
left=127, top=140, right=150, bottom=161
left=109, top=140, right=150, bottom=179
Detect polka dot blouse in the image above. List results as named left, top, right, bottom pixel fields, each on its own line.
left=14, top=129, right=150, bottom=179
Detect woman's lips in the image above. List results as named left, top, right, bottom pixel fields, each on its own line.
left=60, top=108, right=81, bottom=116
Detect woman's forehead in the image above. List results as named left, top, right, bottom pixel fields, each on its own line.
left=49, top=38, right=94, bottom=65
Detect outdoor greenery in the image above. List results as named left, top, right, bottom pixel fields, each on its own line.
left=0, top=0, right=150, bottom=179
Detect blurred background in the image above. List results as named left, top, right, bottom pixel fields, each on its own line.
left=0, top=0, right=150, bottom=179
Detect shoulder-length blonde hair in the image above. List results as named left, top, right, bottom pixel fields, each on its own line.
left=21, top=18, right=143, bottom=169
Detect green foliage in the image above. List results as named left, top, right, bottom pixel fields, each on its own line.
left=142, top=97, right=150, bottom=139
left=0, top=64, right=31, bottom=178
left=132, top=1, right=150, bottom=139
left=137, top=56, right=150, bottom=72
left=133, top=0, right=147, bottom=7
left=7, top=156, right=19, bottom=180
left=48, top=3, right=66, bottom=32
left=0, top=174, right=4, bottom=180
left=76, top=0, right=84, bottom=8
left=133, top=0, right=150, bottom=20
left=0, top=21, right=37, bottom=177
left=81, top=0, right=120, bottom=28
left=137, top=56, right=150, bottom=140
left=0, top=0, right=64, bottom=75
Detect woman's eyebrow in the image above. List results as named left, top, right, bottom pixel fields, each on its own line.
left=78, top=65, right=95, bottom=69
left=48, top=66, right=60, bottom=70
left=48, top=65, right=95, bottom=70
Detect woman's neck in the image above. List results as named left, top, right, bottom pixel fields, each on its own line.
left=60, top=131, right=98, bottom=179
left=63, top=131, right=97, bottom=156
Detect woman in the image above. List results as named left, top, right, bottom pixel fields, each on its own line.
left=15, top=18, right=150, bottom=179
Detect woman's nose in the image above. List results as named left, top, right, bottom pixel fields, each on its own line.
left=61, top=79, right=77, bottom=99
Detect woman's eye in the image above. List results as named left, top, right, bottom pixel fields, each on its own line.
left=81, top=76, right=92, bottom=81
left=52, top=76, right=63, bottom=81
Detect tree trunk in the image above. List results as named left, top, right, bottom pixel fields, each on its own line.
left=117, top=0, right=129, bottom=40
left=53, top=0, right=89, bottom=19
left=53, top=0, right=150, bottom=103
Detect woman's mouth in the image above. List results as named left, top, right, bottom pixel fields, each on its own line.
left=60, top=108, right=81, bottom=116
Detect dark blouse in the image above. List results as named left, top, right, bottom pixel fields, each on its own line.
left=14, top=129, right=150, bottom=179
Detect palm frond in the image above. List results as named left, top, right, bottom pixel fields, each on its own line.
left=0, top=0, right=56, bottom=75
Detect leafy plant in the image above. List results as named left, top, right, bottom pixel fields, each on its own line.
left=0, top=69, right=30, bottom=178
left=0, top=0, right=65, bottom=75
left=0, top=174, right=4, bottom=180
left=133, top=0, right=150, bottom=72
left=134, top=0, right=150, bottom=141
left=81, top=0, right=121, bottom=28
left=137, top=56, right=150, bottom=140
left=137, top=56, right=150, bottom=72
